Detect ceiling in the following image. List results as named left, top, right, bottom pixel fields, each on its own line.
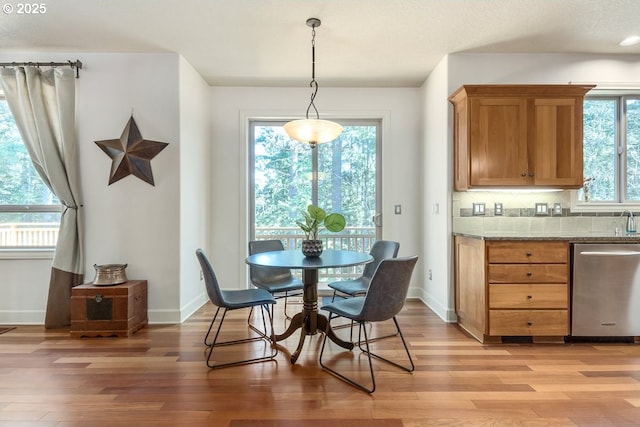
left=1, top=0, right=639, bottom=87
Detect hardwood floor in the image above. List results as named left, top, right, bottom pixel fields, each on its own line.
left=2, top=300, right=640, bottom=426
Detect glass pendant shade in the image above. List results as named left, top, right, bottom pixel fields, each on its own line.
left=285, top=18, right=343, bottom=148
left=284, top=118, right=343, bottom=147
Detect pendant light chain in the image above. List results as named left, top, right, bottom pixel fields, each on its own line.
left=306, top=23, right=320, bottom=120
left=283, top=17, right=343, bottom=147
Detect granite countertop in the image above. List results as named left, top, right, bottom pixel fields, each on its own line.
left=453, top=231, right=640, bottom=242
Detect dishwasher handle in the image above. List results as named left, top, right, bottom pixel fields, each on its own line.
left=579, top=250, right=640, bottom=256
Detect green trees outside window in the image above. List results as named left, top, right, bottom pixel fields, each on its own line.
left=0, top=99, right=60, bottom=247
left=251, top=121, right=378, bottom=246
left=581, top=96, right=640, bottom=204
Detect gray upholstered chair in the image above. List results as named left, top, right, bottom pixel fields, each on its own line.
left=319, top=256, right=418, bottom=393
left=248, top=239, right=303, bottom=320
left=328, top=240, right=400, bottom=300
left=196, top=249, right=277, bottom=369
left=328, top=240, right=400, bottom=341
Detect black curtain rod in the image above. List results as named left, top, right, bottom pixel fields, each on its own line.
left=0, top=60, right=83, bottom=78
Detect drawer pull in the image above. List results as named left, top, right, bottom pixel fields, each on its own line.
left=526, top=271, right=533, bottom=276
left=526, top=252, right=532, bottom=257
left=527, top=295, right=532, bottom=299
left=527, top=321, right=533, bottom=326
left=95, top=294, right=103, bottom=303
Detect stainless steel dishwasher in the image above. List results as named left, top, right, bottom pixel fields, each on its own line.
left=572, top=243, right=640, bottom=336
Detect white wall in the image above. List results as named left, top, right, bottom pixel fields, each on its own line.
left=178, top=56, right=211, bottom=321
left=0, top=52, right=184, bottom=324
left=0, top=255, right=51, bottom=323
left=420, top=56, right=456, bottom=321
left=79, top=53, right=182, bottom=323
left=209, top=86, right=423, bottom=294
left=422, top=52, right=640, bottom=323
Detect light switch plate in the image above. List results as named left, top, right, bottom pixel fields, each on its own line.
left=535, top=203, right=549, bottom=216
left=472, top=203, right=485, bottom=216
left=494, top=203, right=503, bottom=216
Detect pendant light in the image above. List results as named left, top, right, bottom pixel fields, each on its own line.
left=284, top=18, right=343, bottom=148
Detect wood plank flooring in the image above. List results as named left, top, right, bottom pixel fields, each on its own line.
left=2, top=300, right=640, bottom=426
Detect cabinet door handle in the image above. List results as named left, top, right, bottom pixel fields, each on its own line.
left=529, top=172, right=534, bottom=177
left=521, top=172, right=527, bottom=177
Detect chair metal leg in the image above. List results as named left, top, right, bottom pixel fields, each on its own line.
left=247, top=304, right=270, bottom=339
left=282, top=290, right=303, bottom=321
left=319, top=314, right=414, bottom=393
left=204, top=306, right=222, bottom=346
left=328, top=291, right=357, bottom=337
left=319, top=314, right=376, bottom=393
left=248, top=290, right=302, bottom=332
left=357, top=316, right=414, bottom=373
left=205, top=304, right=278, bottom=369
left=354, top=320, right=399, bottom=346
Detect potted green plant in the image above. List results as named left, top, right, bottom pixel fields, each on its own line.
left=296, top=204, right=346, bottom=257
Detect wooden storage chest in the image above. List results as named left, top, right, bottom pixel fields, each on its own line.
left=71, top=280, right=147, bottom=338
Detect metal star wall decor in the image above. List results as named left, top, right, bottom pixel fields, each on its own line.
left=95, top=116, right=169, bottom=186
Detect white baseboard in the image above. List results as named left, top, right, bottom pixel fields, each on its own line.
left=0, top=310, right=45, bottom=325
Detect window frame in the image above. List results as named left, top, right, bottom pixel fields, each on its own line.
left=0, top=94, right=62, bottom=250
left=248, top=118, right=382, bottom=242
left=571, top=91, right=640, bottom=213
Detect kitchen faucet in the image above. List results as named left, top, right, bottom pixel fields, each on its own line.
left=624, top=210, right=636, bottom=234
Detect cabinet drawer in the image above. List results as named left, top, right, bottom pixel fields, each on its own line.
left=487, top=241, right=568, bottom=263
left=489, top=310, right=569, bottom=336
left=488, top=264, right=567, bottom=283
left=489, top=284, right=568, bottom=309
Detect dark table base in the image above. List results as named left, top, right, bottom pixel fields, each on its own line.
left=275, top=269, right=354, bottom=363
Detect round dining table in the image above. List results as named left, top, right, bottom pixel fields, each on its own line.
left=245, top=249, right=373, bottom=364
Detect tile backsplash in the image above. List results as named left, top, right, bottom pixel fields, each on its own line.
left=452, top=190, right=629, bottom=235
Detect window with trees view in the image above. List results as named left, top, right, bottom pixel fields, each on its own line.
left=580, top=95, right=640, bottom=205
left=250, top=120, right=379, bottom=254
left=0, top=97, right=61, bottom=248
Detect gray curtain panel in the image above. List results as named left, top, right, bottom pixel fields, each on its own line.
left=0, top=66, right=84, bottom=328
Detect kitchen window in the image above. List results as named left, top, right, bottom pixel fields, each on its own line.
left=575, top=94, right=640, bottom=210
left=0, top=96, right=61, bottom=248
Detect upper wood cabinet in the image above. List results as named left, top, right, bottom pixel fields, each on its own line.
left=448, top=85, right=594, bottom=190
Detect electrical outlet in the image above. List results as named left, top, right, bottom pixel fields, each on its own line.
left=200, top=270, right=204, bottom=280
left=535, top=203, right=548, bottom=216
left=428, top=269, right=433, bottom=280
left=472, top=203, right=485, bottom=216
left=553, top=203, right=562, bottom=215
left=394, top=204, right=402, bottom=215
left=494, top=202, right=503, bottom=216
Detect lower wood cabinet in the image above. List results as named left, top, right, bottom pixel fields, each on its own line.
left=455, top=237, right=570, bottom=342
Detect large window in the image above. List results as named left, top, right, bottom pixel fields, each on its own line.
left=249, top=120, right=380, bottom=255
left=579, top=95, right=640, bottom=207
left=0, top=97, right=61, bottom=248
